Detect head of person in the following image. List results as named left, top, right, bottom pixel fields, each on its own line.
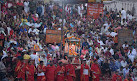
left=59, top=61, right=63, bottom=66
left=94, top=59, right=97, bottom=64
left=105, top=59, right=108, bottom=63
left=82, top=59, right=86, bottom=65
left=53, top=42, right=57, bottom=46
left=28, top=60, right=33, bottom=65
left=50, top=61, right=53, bottom=66
left=115, top=70, right=119, bottom=75
left=123, top=18, right=126, bottom=22
left=128, top=75, right=132, bottom=80
left=96, top=56, right=99, bottom=60
left=119, top=66, right=122, bottom=70
left=40, top=61, right=43, bottom=65
left=103, top=25, right=106, bottom=28
left=126, top=66, right=128, bottom=69
left=68, top=59, right=71, bottom=64
left=64, top=55, right=68, bottom=60
left=86, top=54, right=90, bottom=60
left=76, top=55, right=79, bottom=59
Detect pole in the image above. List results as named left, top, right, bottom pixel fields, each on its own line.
left=60, top=0, right=64, bottom=58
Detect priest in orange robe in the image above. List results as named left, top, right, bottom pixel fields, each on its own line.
left=26, top=60, right=36, bottom=81
left=124, top=75, right=133, bottom=81
left=124, top=79, right=133, bottom=81
left=45, top=61, right=56, bottom=81
left=91, top=59, right=101, bottom=81
left=65, top=60, right=76, bottom=81
left=37, top=61, right=46, bottom=81
left=56, top=62, right=65, bottom=81
left=15, top=58, right=26, bottom=81
left=80, top=59, right=90, bottom=81
left=111, top=71, right=122, bottom=81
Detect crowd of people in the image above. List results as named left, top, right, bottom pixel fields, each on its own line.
left=0, top=0, right=137, bottom=81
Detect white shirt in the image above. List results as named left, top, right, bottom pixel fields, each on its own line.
left=34, top=23, right=42, bottom=28
left=123, top=68, right=129, bottom=77
left=41, top=5, right=45, bottom=16
left=27, top=40, right=36, bottom=48
left=132, top=49, right=137, bottom=56
left=40, top=56, right=47, bottom=66
left=128, top=53, right=135, bottom=63
left=97, top=40, right=105, bottom=46
left=122, top=44, right=128, bottom=48
left=110, top=48, right=114, bottom=55
left=28, top=28, right=39, bottom=35
left=101, top=27, right=108, bottom=35
left=7, top=27, right=11, bottom=35
left=121, top=10, right=126, bottom=20
left=87, top=39, right=93, bottom=46
left=128, top=49, right=137, bottom=62
left=121, top=21, right=127, bottom=26
left=127, top=14, right=132, bottom=20
left=30, top=54, right=39, bottom=67
left=24, top=1, right=29, bottom=13
left=28, top=28, right=32, bottom=33
left=110, top=32, right=117, bottom=37
left=26, top=22, right=34, bottom=27
left=121, top=61, right=127, bottom=68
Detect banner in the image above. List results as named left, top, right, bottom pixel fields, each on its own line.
left=46, top=30, right=61, bottom=43
left=118, top=29, right=133, bottom=45
left=87, top=3, right=103, bottom=19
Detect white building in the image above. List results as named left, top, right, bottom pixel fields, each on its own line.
left=103, top=0, right=137, bottom=18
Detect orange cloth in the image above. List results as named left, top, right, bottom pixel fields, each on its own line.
left=91, top=63, right=101, bottom=81
left=113, top=35, right=118, bottom=43
left=15, top=61, right=26, bottom=80
left=124, top=78, right=133, bottom=81
left=69, top=45, right=77, bottom=55
left=80, top=64, right=90, bottom=81
left=34, top=44, right=41, bottom=51
left=37, top=76, right=46, bottom=81
left=65, top=42, right=69, bottom=53
left=26, top=64, right=35, bottom=81
left=46, top=65, right=56, bottom=81
left=111, top=74, right=122, bottom=81
left=56, top=66, right=65, bottom=81
left=65, top=64, right=76, bottom=81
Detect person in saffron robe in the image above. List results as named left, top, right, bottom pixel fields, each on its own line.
left=91, top=59, right=101, bottom=81
left=65, top=60, right=76, bottom=81
left=124, top=75, right=133, bottom=81
left=111, top=71, right=122, bottom=81
left=80, top=59, right=90, bottom=81
left=72, top=55, right=81, bottom=68
left=26, top=60, right=36, bottom=81
left=72, top=55, right=81, bottom=81
left=46, top=61, right=56, bottom=81
left=15, top=58, right=26, bottom=81
left=37, top=61, right=46, bottom=81
left=56, top=61, right=65, bottom=81
left=124, top=78, right=133, bottom=81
